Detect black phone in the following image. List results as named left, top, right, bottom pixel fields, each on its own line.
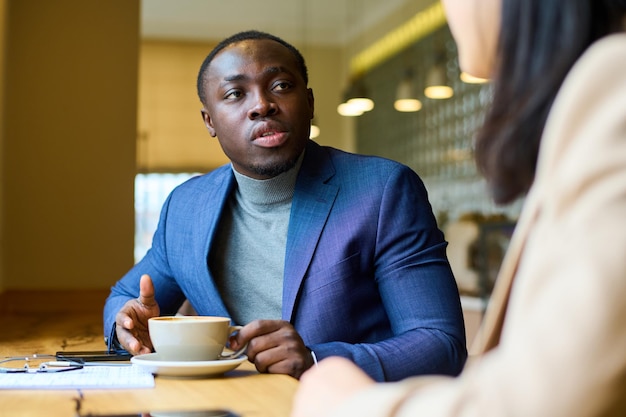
left=80, top=410, right=239, bottom=417
left=55, top=349, right=132, bottom=363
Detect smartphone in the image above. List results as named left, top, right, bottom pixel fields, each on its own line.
left=80, top=410, right=239, bottom=417
left=55, top=349, right=133, bottom=363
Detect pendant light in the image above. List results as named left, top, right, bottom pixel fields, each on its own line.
left=424, top=61, right=453, bottom=99
left=309, top=119, right=320, bottom=138
left=460, top=72, right=489, bottom=84
left=424, top=35, right=454, bottom=100
left=346, top=80, right=374, bottom=112
left=337, top=0, right=374, bottom=117
left=337, top=102, right=364, bottom=117
left=394, top=69, right=422, bottom=112
left=337, top=78, right=374, bottom=116
left=300, top=0, right=322, bottom=137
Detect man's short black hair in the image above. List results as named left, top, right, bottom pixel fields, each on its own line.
left=196, top=30, right=309, bottom=105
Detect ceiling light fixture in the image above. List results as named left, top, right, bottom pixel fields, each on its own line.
left=460, top=72, right=489, bottom=84
left=309, top=119, right=320, bottom=138
left=337, top=102, right=363, bottom=117
left=394, top=69, right=422, bottom=112
left=424, top=62, right=453, bottom=99
left=337, top=79, right=374, bottom=117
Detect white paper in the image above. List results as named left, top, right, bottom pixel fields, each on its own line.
left=0, top=364, right=155, bottom=390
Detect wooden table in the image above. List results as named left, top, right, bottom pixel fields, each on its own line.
left=0, top=312, right=298, bottom=417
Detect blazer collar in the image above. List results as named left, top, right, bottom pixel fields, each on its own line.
left=195, top=141, right=338, bottom=322
left=282, top=141, right=339, bottom=321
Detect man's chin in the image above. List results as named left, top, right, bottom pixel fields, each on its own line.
left=250, top=152, right=302, bottom=179
left=251, top=161, right=296, bottom=178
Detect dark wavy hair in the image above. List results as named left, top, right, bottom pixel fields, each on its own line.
left=475, top=0, right=626, bottom=204
left=196, top=30, right=309, bottom=106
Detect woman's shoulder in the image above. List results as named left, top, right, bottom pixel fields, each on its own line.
left=547, top=33, right=626, bottom=130
left=563, top=34, right=626, bottom=88
left=536, top=33, right=626, bottom=183
left=586, top=33, right=626, bottom=56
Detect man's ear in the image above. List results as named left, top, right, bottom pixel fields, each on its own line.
left=200, top=108, right=217, bottom=137
left=307, top=88, right=315, bottom=120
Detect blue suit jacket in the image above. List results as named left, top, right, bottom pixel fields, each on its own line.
left=104, top=140, right=467, bottom=381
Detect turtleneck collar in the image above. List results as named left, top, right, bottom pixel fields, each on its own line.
left=231, top=151, right=305, bottom=206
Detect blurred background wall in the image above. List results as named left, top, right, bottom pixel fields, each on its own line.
left=0, top=0, right=139, bottom=311
left=0, top=0, right=6, bottom=294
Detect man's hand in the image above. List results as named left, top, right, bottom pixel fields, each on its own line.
left=114, top=274, right=160, bottom=355
left=229, top=319, right=314, bottom=379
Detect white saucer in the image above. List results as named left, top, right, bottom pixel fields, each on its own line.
left=131, top=353, right=247, bottom=378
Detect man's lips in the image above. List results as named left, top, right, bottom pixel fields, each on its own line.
left=252, top=129, right=288, bottom=148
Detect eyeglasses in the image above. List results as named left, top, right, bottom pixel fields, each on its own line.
left=0, top=354, right=84, bottom=373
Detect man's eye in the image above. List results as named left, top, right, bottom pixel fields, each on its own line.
left=273, top=81, right=292, bottom=91
left=225, top=90, right=242, bottom=99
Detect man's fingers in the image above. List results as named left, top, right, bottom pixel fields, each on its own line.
left=115, top=290, right=158, bottom=355
left=115, top=306, right=137, bottom=330
left=138, top=274, right=157, bottom=307
left=236, top=319, right=282, bottom=343
left=118, top=312, right=134, bottom=330
left=116, top=314, right=153, bottom=355
left=114, top=322, right=141, bottom=354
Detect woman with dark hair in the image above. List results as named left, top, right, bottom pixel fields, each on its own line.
left=291, top=0, right=626, bottom=416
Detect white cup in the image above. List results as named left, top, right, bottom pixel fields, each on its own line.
left=148, top=316, right=245, bottom=361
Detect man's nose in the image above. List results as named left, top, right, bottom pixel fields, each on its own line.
left=248, top=91, right=278, bottom=119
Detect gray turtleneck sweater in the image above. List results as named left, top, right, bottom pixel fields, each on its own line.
left=210, top=155, right=303, bottom=326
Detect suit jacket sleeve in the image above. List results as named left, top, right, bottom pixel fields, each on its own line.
left=325, top=34, right=626, bottom=417
left=103, top=191, right=188, bottom=343
left=103, top=169, right=234, bottom=344
left=290, top=143, right=467, bottom=382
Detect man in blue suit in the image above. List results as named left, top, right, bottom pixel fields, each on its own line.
left=104, top=30, right=466, bottom=381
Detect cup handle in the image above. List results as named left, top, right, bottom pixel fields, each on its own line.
left=219, top=325, right=247, bottom=359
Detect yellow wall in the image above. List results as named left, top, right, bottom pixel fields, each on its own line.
left=1, top=0, right=139, bottom=292
left=0, top=0, right=6, bottom=291
left=304, top=45, right=352, bottom=152
left=138, top=41, right=222, bottom=172
left=137, top=40, right=349, bottom=173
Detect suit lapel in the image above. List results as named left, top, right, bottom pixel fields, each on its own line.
left=186, top=168, right=236, bottom=315
left=282, top=143, right=339, bottom=321
left=194, top=169, right=236, bottom=264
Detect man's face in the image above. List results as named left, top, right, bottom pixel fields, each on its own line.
left=201, top=39, right=314, bottom=179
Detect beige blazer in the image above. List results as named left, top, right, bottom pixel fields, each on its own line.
left=330, top=33, right=626, bottom=417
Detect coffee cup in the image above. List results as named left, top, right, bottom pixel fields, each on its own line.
left=148, top=316, right=245, bottom=361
